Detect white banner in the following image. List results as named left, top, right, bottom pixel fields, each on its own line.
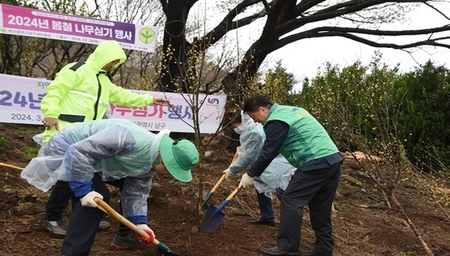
left=0, top=74, right=226, bottom=133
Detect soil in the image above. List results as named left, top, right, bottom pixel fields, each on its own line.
left=1, top=123, right=450, bottom=256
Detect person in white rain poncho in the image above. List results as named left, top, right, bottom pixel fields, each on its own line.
left=21, top=118, right=199, bottom=256
left=222, top=110, right=296, bottom=225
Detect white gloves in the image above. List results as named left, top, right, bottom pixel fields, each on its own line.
left=239, top=172, right=254, bottom=188
left=80, top=191, right=103, bottom=208
left=222, top=168, right=234, bottom=179
left=136, top=224, right=155, bottom=244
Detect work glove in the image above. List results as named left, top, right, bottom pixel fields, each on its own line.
left=80, top=191, right=103, bottom=208
left=136, top=224, right=155, bottom=244
left=222, top=168, right=234, bottom=179
left=239, top=172, right=254, bottom=188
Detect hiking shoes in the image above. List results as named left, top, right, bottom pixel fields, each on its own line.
left=45, top=220, right=67, bottom=236
left=98, top=220, right=111, bottom=230
left=111, top=231, right=150, bottom=250
left=45, top=220, right=111, bottom=236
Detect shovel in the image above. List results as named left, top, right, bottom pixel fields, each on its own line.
left=200, top=185, right=243, bottom=233
left=201, top=152, right=239, bottom=213
left=94, top=198, right=181, bottom=256
left=201, top=174, right=226, bottom=213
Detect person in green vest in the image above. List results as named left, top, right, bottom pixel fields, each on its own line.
left=240, top=96, right=343, bottom=256
left=21, top=118, right=199, bottom=256
left=38, top=40, right=170, bottom=248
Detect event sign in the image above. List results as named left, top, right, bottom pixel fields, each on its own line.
left=0, top=74, right=226, bottom=133
left=0, top=4, right=158, bottom=52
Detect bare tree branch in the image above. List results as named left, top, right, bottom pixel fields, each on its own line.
left=268, top=24, right=450, bottom=53
left=159, top=0, right=450, bottom=104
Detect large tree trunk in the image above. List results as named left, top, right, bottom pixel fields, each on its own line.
left=159, top=0, right=197, bottom=92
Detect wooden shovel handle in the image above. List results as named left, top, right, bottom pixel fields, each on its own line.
left=209, top=151, right=239, bottom=193
left=0, top=162, right=24, bottom=171
left=95, top=198, right=151, bottom=240
left=210, top=174, right=226, bottom=193
left=225, top=185, right=243, bottom=201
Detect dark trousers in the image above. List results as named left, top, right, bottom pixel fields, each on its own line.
left=277, top=162, right=341, bottom=255
left=61, top=174, right=125, bottom=256
left=45, top=180, right=77, bottom=221
left=256, top=187, right=284, bottom=221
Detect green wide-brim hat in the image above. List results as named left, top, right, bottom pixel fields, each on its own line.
left=160, top=135, right=199, bottom=182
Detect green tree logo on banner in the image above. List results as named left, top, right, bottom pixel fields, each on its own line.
left=139, top=28, right=155, bottom=44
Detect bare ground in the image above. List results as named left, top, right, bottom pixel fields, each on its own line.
left=1, top=123, right=450, bottom=256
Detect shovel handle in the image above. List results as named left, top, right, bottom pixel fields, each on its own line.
left=0, top=162, right=24, bottom=171
left=225, top=185, right=243, bottom=201
left=211, top=174, right=226, bottom=193
left=212, top=152, right=239, bottom=192
left=95, top=198, right=150, bottom=239
left=202, top=152, right=239, bottom=206
left=95, top=198, right=178, bottom=255
left=202, top=174, right=226, bottom=206
left=214, top=185, right=243, bottom=211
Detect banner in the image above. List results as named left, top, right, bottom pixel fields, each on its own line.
left=0, top=74, right=226, bottom=134
left=0, top=4, right=157, bottom=52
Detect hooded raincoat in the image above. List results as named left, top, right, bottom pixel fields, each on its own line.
left=41, top=40, right=155, bottom=142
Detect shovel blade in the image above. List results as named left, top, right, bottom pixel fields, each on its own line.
left=200, top=205, right=225, bottom=233
left=156, top=244, right=180, bottom=256
left=201, top=192, right=214, bottom=214
left=202, top=203, right=209, bottom=214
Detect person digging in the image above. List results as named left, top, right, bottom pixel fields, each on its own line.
left=21, top=118, right=199, bottom=255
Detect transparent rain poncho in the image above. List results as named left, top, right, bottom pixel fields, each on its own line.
left=229, top=112, right=296, bottom=197
left=229, top=112, right=266, bottom=174
left=254, top=155, right=296, bottom=198
left=21, top=119, right=167, bottom=220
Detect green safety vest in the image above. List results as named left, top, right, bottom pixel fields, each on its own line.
left=264, top=104, right=339, bottom=167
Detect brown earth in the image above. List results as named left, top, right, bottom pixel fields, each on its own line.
left=1, top=123, right=450, bottom=256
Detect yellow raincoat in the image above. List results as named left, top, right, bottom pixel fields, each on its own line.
left=41, top=40, right=154, bottom=142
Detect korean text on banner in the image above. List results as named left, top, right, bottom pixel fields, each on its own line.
left=0, top=74, right=226, bottom=134
left=0, top=4, right=158, bottom=52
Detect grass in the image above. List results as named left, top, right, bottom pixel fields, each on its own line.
left=22, top=146, right=40, bottom=158
left=0, top=138, right=10, bottom=149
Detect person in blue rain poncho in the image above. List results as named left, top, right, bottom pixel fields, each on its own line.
left=21, top=118, right=199, bottom=256
left=222, top=110, right=295, bottom=226
left=39, top=39, right=170, bottom=239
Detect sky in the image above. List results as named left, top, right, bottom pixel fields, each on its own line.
left=259, top=3, right=450, bottom=85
